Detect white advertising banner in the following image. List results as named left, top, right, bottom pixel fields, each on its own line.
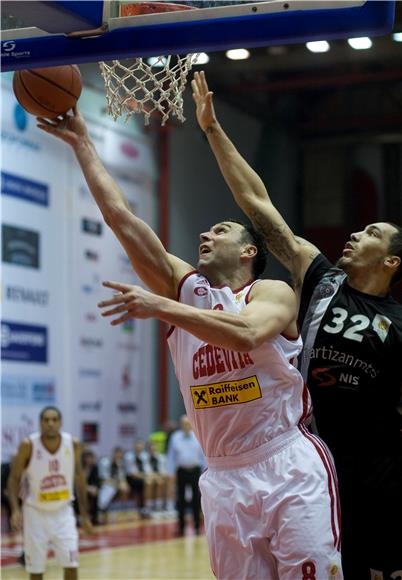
left=1, top=75, right=157, bottom=461
left=69, top=113, right=157, bottom=457
left=1, top=80, right=69, bottom=460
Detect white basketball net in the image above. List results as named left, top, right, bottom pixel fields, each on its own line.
left=99, top=54, right=198, bottom=126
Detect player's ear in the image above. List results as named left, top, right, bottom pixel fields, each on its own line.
left=384, top=254, right=401, bottom=272
left=242, top=244, right=257, bottom=259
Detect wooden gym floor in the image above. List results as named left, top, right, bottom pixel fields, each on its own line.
left=1, top=515, right=214, bottom=579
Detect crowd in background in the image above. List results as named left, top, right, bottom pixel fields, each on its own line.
left=1, top=415, right=207, bottom=538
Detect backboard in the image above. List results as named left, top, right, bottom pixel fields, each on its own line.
left=1, top=1, right=396, bottom=72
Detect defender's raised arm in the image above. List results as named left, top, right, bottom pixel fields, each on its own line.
left=191, top=71, right=319, bottom=288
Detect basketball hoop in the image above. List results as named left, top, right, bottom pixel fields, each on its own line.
left=99, top=3, right=199, bottom=126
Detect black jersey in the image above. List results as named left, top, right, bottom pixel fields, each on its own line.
left=298, top=254, right=402, bottom=459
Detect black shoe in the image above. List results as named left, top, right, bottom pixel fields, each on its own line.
left=140, top=508, right=152, bottom=519
left=17, top=552, right=25, bottom=567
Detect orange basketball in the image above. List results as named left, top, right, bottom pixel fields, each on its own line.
left=13, top=64, right=82, bottom=119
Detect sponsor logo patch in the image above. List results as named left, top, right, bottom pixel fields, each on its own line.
left=372, top=314, right=392, bottom=343
left=5, top=285, right=49, bottom=306
left=119, top=424, right=137, bottom=437
left=117, top=402, right=137, bottom=413
left=79, top=401, right=102, bottom=412
left=2, top=224, right=40, bottom=269
left=39, top=489, right=70, bottom=502
left=329, top=563, right=339, bottom=577
left=191, top=375, right=262, bottom=409
left=32, top=381, right=55, bottom=403
left=84, top=249, right=99, bottom=262
left=81, top=218, right=102, bottom=236
left=194, top=286, right=208, bottom=297
left=82, top=422, right=98, bottom=443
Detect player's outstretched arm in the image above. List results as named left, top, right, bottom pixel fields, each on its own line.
left=7, top=439, right=31, bottom=531
left=36, top=108, right=192, bottom=298
left=98, top=279, right=297, bottom=352
left=192, top=71, right=319, bottom=288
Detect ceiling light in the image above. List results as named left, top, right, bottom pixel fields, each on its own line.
left=392, top=32, right=402, bottom=42
left=347, top=37, right=372, bottom=50
left=194, top=52, right=210, bottom=65
left=225, top=48, right=250, bottom=61
left=306, top=40, right=330, bottom=53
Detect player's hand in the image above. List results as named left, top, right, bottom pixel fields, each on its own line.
left=191, top=71, right=217, bottom=133
left=98, top=281, right=160, bottom=325
left=80, top=516, right=95, bottom=535
left=36, top=106, right=89, bottom=148
left=10, top=509, right=22, bottom=532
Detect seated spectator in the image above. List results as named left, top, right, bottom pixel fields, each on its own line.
left=98, top=447, right=130, bottom=519
left=81, top=449, right=100, bottom=525
left=147, top=441, right=169, bottom=512
left=124, top=439, right=152, bottom=517
left=1, top=462, right=12, bottom=524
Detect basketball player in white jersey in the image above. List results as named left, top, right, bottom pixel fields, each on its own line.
left=37, top=109, right=342, bottom=579
left=8, top=406, right=93, bottom=579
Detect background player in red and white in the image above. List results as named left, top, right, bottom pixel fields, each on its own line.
left=191, top=71, right=402, bottom=579
left=8, top=406, right=93, bottom=580
left=37, top=110, right=343, bottom=579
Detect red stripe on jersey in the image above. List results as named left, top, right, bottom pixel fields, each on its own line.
left=301, top=427, right=342, bottom=551
left=166, top=270, right=198, bottom=338
left=299, top=424, right=342, bottom=550
left=244, top=280, right=261, bottom=304
left=298, top=424, right=341, bottom=550
left=299, top=383, right=310, bottom=425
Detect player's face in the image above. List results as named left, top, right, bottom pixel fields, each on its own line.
left=113, top=448, right=124, bottom=462
left=337, top=222, right=398, bottom=273
left=134, top=440, right=145, bottom=454
left=197, top=221, right=247, bottom=273
left=40, top=410, right=61, bottom=438
left=180, top=416, right=192, bottom=433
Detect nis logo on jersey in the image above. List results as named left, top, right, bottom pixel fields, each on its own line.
left=191, top=375, right=262, bottom=409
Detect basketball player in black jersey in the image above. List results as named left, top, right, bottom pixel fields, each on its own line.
left=192, top=71, right=402, bottom=579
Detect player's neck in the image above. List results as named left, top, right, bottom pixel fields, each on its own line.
left=203, top=268, right=252, bottom=291
left=346, top=270, right=390, bottom=297
left=41, top=433, right=62, bottom=452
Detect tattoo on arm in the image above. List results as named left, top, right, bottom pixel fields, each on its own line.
left=249, top=209, right=298, bottom=265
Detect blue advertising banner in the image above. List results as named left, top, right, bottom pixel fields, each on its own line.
left=1, top=171, right=49, bottom=206
left=1, top=321, right=48, bottom=363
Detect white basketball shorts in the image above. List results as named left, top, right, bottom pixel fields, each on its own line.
left=23, top=503, right=79, bottom=574
left=200, top=426, right=342, bottom=580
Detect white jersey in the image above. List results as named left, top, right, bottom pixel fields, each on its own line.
left=23, top=432, right=75, bottom=512
left=167, top=272, right=312, bottom=459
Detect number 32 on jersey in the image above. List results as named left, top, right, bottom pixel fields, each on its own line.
left=323, top=308, right=392, bottom=344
